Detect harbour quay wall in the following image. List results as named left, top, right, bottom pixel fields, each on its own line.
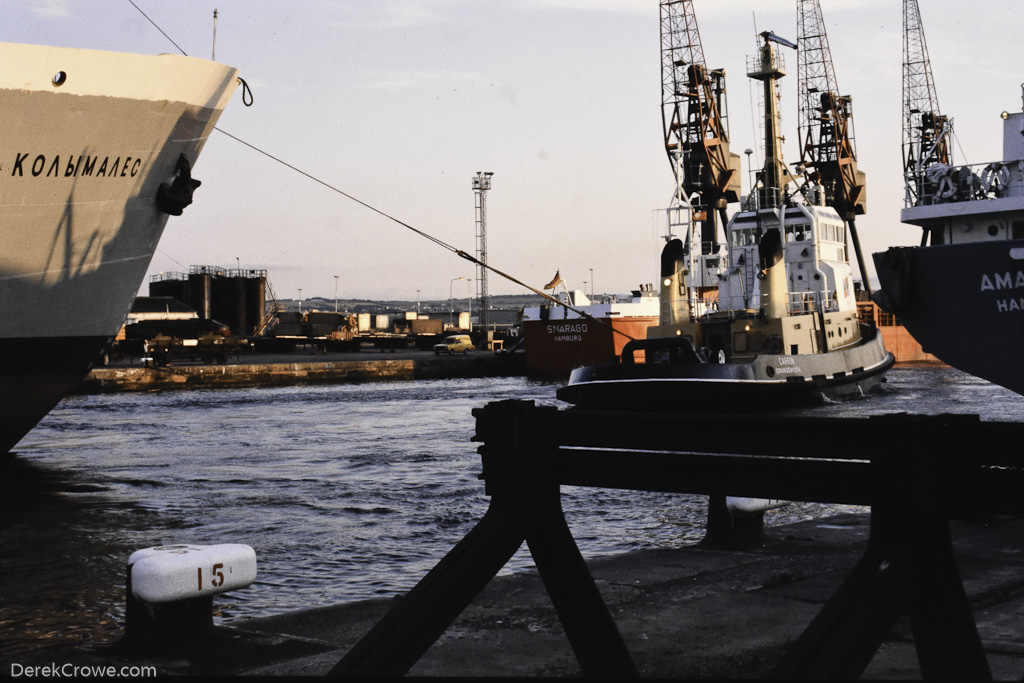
left=76, top=353, right=526, bottom=393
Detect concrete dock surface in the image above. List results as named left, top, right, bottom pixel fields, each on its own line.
left=12, top=512, right=1023, bottom=679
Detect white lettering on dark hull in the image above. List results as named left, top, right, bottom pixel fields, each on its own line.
left=996, top=298, right=1024, bottom=312
left=546, top=323, right=588, bottom=334
left=978, top=271, right=1024, bottom=312
left=980, top=271, right=1024, bottom=291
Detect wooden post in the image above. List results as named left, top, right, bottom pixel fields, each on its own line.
left=776, top=414, right=991, bottom=680
left=331, top=400, right=636, bottom=678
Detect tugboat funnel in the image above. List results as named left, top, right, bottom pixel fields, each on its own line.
left=659, top=239, right=691, bottom=325
left=758, top=228, right=789, bottom=318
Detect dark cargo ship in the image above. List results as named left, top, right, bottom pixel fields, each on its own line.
left=872, top=2, right=1024, bottom=397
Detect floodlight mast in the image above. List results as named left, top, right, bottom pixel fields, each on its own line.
left=472, top=171, right=493, bottom=330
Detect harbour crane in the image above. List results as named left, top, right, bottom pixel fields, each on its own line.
left=902, top=0, right=951, bottom=239
left=795, top=0, right=871, bottom=293
left=660, top=0, right=742, bottom=295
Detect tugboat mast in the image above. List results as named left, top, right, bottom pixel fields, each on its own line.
left=747, top=32, right=797, bottom=210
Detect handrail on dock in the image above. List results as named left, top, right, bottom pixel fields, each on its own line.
left=330, top=401, right=1024, bottom=679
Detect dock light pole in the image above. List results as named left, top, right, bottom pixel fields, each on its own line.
left=450, top=277, right=465, bottom=328
left=334, top=275, right=339, bottom=313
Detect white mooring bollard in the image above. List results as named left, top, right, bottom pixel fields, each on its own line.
left=125, top=544, right=257, bottom=643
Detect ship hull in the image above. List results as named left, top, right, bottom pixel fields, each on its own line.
left=874, top=241, right=1024, bottom=395
left=557, top=324, right=893, bottom=411
left=0, top=42, right=239, bottom=452
left=522, top=316, right=658, bottom=374
left=0, top=337, right=109, bottom=454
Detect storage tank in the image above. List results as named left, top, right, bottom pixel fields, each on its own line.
left=244, top=274, right=266, bottom=336
left=187, top=272, right=212, bottom=319
left=210, top=273, right=238, bottom=334
left=218, top=275, right=247, bottom=336
left=149, top=275, right=188, bottom=303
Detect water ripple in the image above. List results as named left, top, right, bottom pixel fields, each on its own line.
left=4, top=370, right=1023, bottom=655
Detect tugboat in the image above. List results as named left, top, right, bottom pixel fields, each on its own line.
left=0, top=42, right=240, bottom=453
left=873, top=0, right=1024, bottom=397
left=558, top=26, right=893, bottom=411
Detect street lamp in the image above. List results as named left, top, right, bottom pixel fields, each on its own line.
left=298, top=288, right=302, bottom=313
left=334, top=275, right=339, bottom=313
left=589, top=268, right=594, bottom=299
left=449, top=277, right=465, bottom=328
left=416, top=289, right=421, bottom=316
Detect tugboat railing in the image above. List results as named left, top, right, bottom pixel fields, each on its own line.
left=906, top=159, right=1017, bottom=207
left=741, top=184, right=788, bottom=212
left=788, top=289, right=838, bottom=316
left=682, top=290, right=840, bottom=321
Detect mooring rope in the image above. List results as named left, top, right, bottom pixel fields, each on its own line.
left=213, top=128, right=638, bottom=341
left=126, top=0, right=639, bottom=342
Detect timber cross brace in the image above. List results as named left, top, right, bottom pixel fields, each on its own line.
left=330, top=400, right=1024, bottom=679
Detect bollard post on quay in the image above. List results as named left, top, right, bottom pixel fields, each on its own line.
left=123, top=544, right=257, bottom=647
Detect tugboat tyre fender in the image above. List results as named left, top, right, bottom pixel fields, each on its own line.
left=937, top=173, right=956, bottom=200
left=981, top=163, right=1010, bottom=194
left=928, top=164, right=956, bottom=201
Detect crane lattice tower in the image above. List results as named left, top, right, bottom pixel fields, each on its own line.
left=902, top=0, right=951, bottom=210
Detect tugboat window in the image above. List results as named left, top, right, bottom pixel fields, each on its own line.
left=988, top=225, right=999, bottom=236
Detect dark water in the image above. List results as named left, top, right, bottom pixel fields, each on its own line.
left=2, top=368, right=1022, bottom=656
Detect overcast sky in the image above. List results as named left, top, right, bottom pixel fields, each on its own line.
left=8, top=0, right=1021, bottom=301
